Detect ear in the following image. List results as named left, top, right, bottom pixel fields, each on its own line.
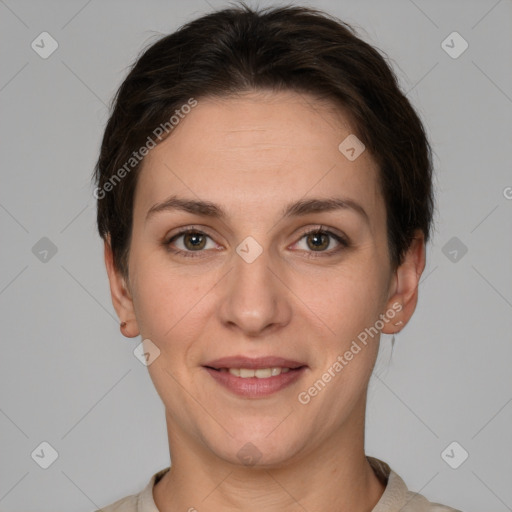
left=381, top=230, right=426, bottom=335
left=104, top=235, right=140, bottom=338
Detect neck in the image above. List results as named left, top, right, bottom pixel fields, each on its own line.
left=153, top=402, right=386, bottom=512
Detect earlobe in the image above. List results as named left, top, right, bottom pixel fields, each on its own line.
left=103, top=236, right=140, bottom=338
left=381, top=230, right=426, bottom=335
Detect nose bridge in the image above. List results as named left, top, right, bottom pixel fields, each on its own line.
left=218, top=236, right=290, bottom=335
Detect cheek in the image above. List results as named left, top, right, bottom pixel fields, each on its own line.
left=131, top=261, right=212, bottom=362
left=129, top=256, right=180, bottom=338
left=301, top=262, right=386, bottom=337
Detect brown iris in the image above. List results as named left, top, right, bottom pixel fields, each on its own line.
left=183, top=232, right=207, bottom=250
left=306, top=231, right=329, bottom=251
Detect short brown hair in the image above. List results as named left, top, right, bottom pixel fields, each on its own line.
left=93, top=3, right=434, bottom=279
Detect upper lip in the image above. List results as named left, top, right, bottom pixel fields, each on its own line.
left=203, top=356, right=307, bottom=370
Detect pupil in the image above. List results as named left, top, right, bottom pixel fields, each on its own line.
left=309, top=232, right=327, bottom=250
left=186, top=233, right=205, bottom=250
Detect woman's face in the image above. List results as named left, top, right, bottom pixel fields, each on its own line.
left=107, top=90, right=423, bottom=467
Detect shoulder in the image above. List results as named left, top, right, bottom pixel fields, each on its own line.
left=402, top=489, right=462, bottom=512
left=94, top=493, right=138, bottom=512
left=94, top=467, right=170, bottom=512
left=367, top=456, right=463, bottom=512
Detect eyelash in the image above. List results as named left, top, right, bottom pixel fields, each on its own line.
left=163, top=225, right=349, bottom=259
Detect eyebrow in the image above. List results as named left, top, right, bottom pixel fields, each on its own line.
left=145, top=195, right=369, bottom=225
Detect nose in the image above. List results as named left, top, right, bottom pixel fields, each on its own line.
left=217, top=242, right=292, bottom=337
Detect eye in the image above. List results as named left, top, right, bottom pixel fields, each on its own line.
left=164, top=228, right=218, bottom=258
left=292, top=226, right=348, bottom=258
left=163, top=225, right=349, bottom=259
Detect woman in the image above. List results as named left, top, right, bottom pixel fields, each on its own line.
left=93, top=4, right=461, bottom=511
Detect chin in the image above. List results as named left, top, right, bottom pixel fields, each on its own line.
left=203, top=428, right=307, bottom=469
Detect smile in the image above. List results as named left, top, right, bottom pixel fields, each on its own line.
left=219, top=367, right=291, bottom=378
left=203, top=365, right=307, bottom=398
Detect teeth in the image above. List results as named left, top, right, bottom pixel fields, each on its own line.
left=225, top=367, right=291, bottom=378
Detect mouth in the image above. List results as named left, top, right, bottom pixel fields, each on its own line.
left=204, top=366, right=306, bottom=378
left=203, top=355, right=307, bottom=371
left=202, top=356, right=308, bottom=398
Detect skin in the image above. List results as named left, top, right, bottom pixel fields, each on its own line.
left=104, top=90, right=426, bottom=511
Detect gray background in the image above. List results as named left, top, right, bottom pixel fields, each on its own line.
left=1, top=0, right=511, bottom=510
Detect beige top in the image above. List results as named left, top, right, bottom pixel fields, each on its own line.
left=96, top=456, right=461, bottom=512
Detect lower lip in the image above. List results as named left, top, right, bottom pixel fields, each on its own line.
left=203, top=367, right=307, bottom=398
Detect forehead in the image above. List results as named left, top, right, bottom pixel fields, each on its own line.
left=134, top=90, right=384, bottom=229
